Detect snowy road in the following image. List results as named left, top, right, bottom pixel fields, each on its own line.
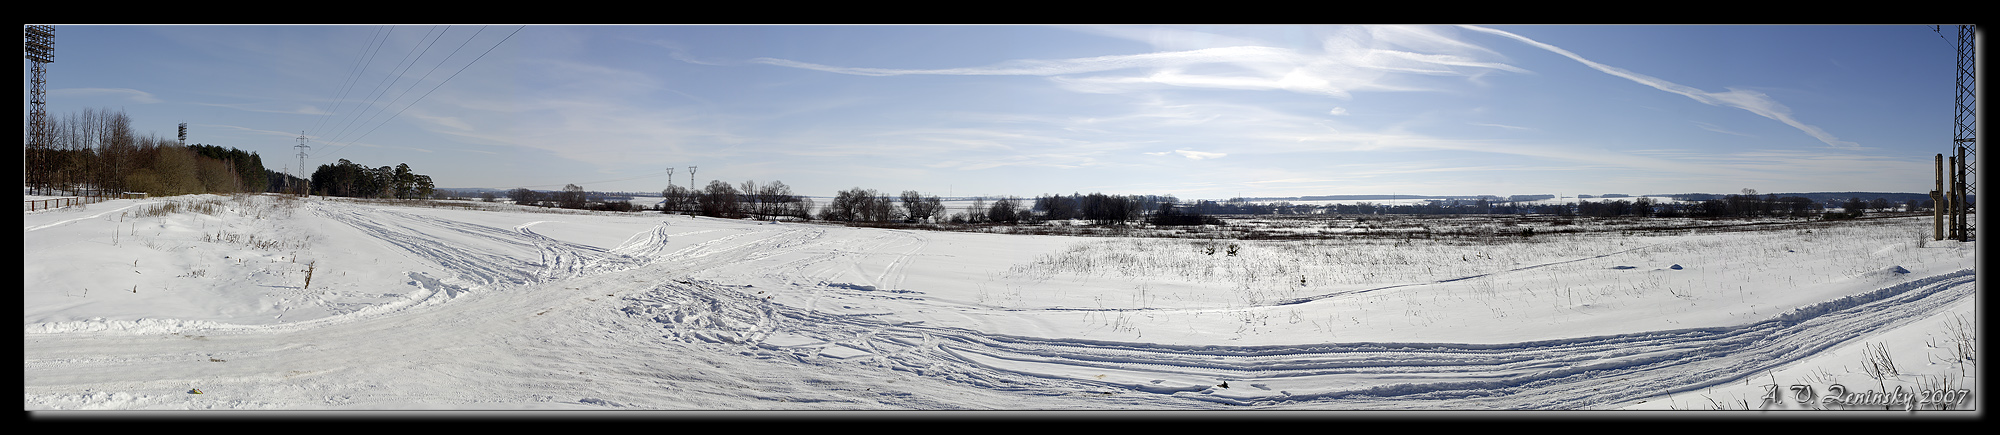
left=23, top=197, right=1978, bottom=410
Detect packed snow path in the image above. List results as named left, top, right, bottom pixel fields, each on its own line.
left=24, top=197, right=1977, bottom=410
left=620, top=268, right=1974, bottom=409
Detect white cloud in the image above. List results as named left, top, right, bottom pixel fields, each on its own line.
left=754, top=26, right=1527, bottom=100
left=206, top=124, right=315, bottom=139
left=1459, top=25, right=1859, bottom=149
left=1147, top=149, right=1226, bottom=160
left=1693, top=121, right=1756, bottom=137
left=192, top=102, right=327, bottom=115
left=1328, top=107, right=1348, bottom=116
left=752, top=46, right=1300, bottom=77
left=51, top=88, right=161, bottom=103
left=1472, top=122, right=1534, bottom=131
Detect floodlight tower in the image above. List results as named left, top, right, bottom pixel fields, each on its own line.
left=25, top=25, right=55, bottom=195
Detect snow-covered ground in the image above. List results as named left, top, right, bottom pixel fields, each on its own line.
left=23, top=194, right=1978, bottom=412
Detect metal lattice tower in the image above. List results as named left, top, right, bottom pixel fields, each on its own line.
left=24, top=26, right=53, bottom=145
left=295, top=132, right=311, bottom=195
left=25, top=26, right=55, bottom=195
left=1952, top=25, right=1976, bottom=241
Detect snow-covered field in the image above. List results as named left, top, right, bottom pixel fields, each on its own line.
left=24, top=194, right=1978, bottom=412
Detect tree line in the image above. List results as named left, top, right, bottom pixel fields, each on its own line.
left=653, top=180, right=815, bottom=219
left=23, top=108, right=301, bottom=197
left=309, top=159, right=436, bottom=200
left=811, top=190, right=1218, bottom=227
left=527, top=182, right=1221, bottom=228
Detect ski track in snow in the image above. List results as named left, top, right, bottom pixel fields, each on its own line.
left=315, top=202, right=666, bottom=288
left=24, top=199, right=1979, bottom=410
left=624, top=265, right=1975, bottom=409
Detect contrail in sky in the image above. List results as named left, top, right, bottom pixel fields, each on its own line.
left=1459, top=25, right=1859, bottom=149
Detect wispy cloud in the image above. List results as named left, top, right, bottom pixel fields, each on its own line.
left=753, top=26, right=1527, bottom=100
left=1472, top=122, right=1535, bottom=131
left=1146, top=149, right=1227, bottom=160
left=752, top=46, right=1299, bottom=77
left=51, top=88, right=161, bottom=103
left=206, top=124, right=312, bottom=139
left=1459, top=25, right=1859, bottom=149
left=642, top=39, right=727, bottom=66
left=193, top=102, right=328, bottom=115
left=1692, top=121, right=1756, bottom=137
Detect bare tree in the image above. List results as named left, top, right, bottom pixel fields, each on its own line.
left=902, top=190, right=929, bottom=222
left=510, top=188, right=542, bottom=206
left=660, top=185, right=691, bottom=214
left=925, top=195, right=943, bottom=223
left=900, top=190, right=944, bottom=223
left=872, top=192, right=901, bottom=223
left=965, top=197, right=987, bottom=224
left=699, top=180, right=741, bottom=218
left=988, top=196, right=1022, bottom=224
left=559, top=184, right=587, bottom=209
left=822, top=187, right=867, bottom=222
left=788, top=195, right=815, bottom=220
left=739, top=180, right=761, bottom=218
left=757, top=180, right=795, bottom=221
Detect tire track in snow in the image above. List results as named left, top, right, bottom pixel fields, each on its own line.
left=315, top=203, right=540, bottom=288
left=316, top=202, right=672, bottom=289
left=1266, top=243, right=1663, bottom=307
left=874, top=231, right=928, bottom=292
left=619, top=267, right=1974, bottom=409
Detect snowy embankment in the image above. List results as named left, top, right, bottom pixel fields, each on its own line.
left=24, top=194, right=1977, bottom=411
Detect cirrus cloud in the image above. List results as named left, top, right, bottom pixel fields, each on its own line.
left=1146, top=149, right=1227, bottom=160
left=1458, top=25, right=1859, bottom=149
left=51, top=87, right=161, bottom=103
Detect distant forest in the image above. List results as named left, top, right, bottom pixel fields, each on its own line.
left=23, top=108, right=305, bottom=197
left=429, top=184, right=1944, bottom=226
left=25, top=110, right=1952, bottom=225
left=23, top=108, right=448, bottom=201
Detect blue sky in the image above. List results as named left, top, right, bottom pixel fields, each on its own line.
left=28, top=25, right=1965, bottom=199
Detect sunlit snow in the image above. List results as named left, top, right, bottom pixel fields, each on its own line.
left=24, top=194, right=1977, bottom=412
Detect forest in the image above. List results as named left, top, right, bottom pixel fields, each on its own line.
left=23, top=108, right=438, bottom=201
left=23, top=108, right=301, bottom=197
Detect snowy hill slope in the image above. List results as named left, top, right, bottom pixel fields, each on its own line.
left=23, top=194, right=1977, bottom=411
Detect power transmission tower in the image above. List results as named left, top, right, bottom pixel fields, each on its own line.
left=1954, top=25, right=1975, bottom=241
left=295, top=132, right=311, bottom=196
left=1948, top=25, right=1976, bottom=241
left=25, top=25, right=55, bottom=195
left=662, top=167, right=674, bottom=213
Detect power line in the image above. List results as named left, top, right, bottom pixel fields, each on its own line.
left=319, top=26, right=448, bottom=148
left=307, top=26, right=390, bottom=139
left=312, top=25, right=524, bottom=160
